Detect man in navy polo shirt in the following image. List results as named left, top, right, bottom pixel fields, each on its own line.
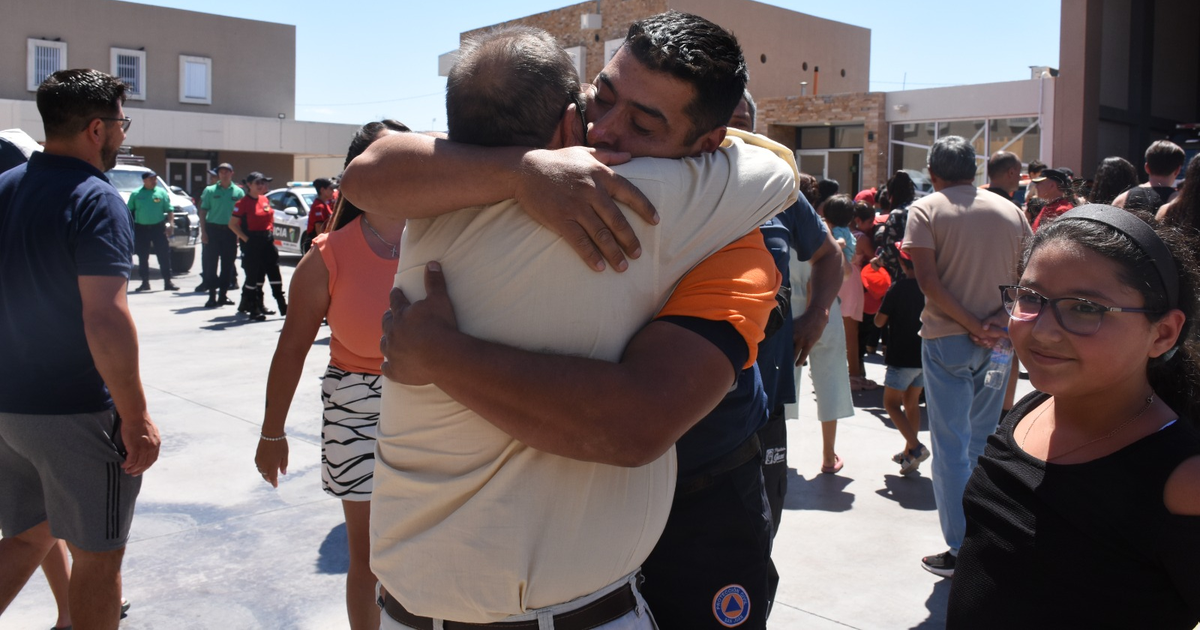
left=0, top=69, right=161, bottom=627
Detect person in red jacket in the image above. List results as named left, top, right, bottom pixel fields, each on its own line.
left=229, top=172, right=287, bottom=320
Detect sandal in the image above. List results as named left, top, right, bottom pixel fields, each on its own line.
left=820, top=455, right=845, bottom=474
left=850, top=376, right=880, bottom=391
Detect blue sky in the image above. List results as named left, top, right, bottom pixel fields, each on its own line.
left=126, top=0, right=1061, bottom=131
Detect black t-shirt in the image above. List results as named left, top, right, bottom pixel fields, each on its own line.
left=1125, top=185, right=1176, bottom=213
left=877, top=277, right=924, bottom=368
left=981, top=184, right=1013, bottom=202
left=948, top=391, right=1200, bottom=628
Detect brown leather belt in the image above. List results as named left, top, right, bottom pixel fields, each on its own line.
left=380, top=584, right=638, bottom=630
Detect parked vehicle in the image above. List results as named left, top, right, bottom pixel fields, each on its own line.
left=0, top=128, right=41, bottom=173
left=266, top=183, right=317, bottom=255
left=105, top=164, right=201, bottom=272
left=901, top=169, right=935, bottom=199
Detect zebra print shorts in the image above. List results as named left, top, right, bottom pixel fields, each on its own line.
left=320, top=365, right=381, bottom=501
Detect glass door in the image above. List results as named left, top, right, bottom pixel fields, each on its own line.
left=797, top=151, right=827, bottom=180
left=166, top=159, right=211, bottom=201
left=797, top=150, right=861, bottom=196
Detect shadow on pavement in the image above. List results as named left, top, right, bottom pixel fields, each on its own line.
left=784, top=468, right=854, bottom=512
left=854, top=388, right=930, bottom=434
left=316, top=522, right=349, bottom=574
left=909, top=578, right=950, bottom=629
left=200, top=314, right=280, bottom=331
left=173, top=304, right=221, bottom=315
left=875, top=474, right=937, bottom=511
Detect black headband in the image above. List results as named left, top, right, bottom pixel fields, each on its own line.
left=1058, top=204, right=1179, bottom=309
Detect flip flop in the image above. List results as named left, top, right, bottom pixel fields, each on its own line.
left=850, top=376, right=880, bottom=391
left=821, top=455, right=844, bottom=474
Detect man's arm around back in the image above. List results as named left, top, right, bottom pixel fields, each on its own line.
left=383, top=265, right=736, bottom=467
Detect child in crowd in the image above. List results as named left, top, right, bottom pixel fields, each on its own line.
left=854, top=201, right=888, bottom=357
left=948, top=205, right=1200, bottom=627
left=874, top=245, right=927, bottom=474
left=825, top=195, right=877, bottom=391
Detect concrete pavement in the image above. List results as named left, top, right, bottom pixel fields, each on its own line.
left=3, top=258, right=1035, bottom=630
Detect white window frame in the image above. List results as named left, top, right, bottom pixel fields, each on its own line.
left=564, top=46, right=585, bottom=82
left=27, top=39, right=67, bottom=91
left=179, top=55, right=212, bottom=105
left=604, top=39, right=624, bottom=64
left=111, top=47, right=146, bottom=100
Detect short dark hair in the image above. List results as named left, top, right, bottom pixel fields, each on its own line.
left=446, top=26, right=579, bottom=148
left=987, top=151, right=1021, bottom=178
left=1028, top=160, right=1046, bottom=176
left=823, top=194, right=855, bottom=228
left=36, top=69, right=127, bottom=140
left=852, top=201, right=875, bottom=223
left=1145, top=140, right=1185, bottom=176
left=741, top=89, right=757, bottom=132
left=928, top=136, right=978, bottom=182
left=624, top=11, right=748, bottom=144
left=313, top=177, right=334, bottom=192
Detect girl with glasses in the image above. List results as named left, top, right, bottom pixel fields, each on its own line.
left=947, top=205, right=1200, bottom=627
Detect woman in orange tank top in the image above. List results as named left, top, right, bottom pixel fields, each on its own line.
left=254, top=121, right=409, bottom=630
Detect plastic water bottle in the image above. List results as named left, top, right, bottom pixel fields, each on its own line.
left=984, top=337, right=1013, bottom=390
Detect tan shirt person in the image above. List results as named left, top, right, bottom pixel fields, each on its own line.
left=372, top=132, right=797, bottom=622
left=903, top=183, right=1032, bottom=339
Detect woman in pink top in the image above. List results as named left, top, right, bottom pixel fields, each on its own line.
left=255, top=120, right=409, bottom=630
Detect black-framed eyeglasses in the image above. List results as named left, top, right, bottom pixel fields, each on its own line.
left=561, top=92, right=589, bottom=146
left=99, top=117, right=132, bottom=132
left=1000, top=285, right=1159, bottom=336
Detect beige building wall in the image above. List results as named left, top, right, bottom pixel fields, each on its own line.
left=461, top=0, right=666, bottom=85
left=885, top=78, right=1056, bottom=168
left=294, top=156, right=349, bottom=181
left=460, top=0, right=869, bottom=100
left=0, top=99, right=355, bottom=157
left=671, top=0, right=869, bottom=98
left=5, top=0, right=295, bottom=119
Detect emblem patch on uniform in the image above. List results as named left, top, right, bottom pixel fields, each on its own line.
left=763, top=446, right=786, bottom=465
left=712, top=584, right=750, bottom=627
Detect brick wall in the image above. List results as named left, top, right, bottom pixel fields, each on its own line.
left=462, top=0, right=667, bottom=83
left=758, top=92, right=889, bottom=189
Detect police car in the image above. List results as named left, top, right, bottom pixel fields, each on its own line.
left=267, top=183, right=318, bottom=256
left=105, top=164, right=201, bottom=272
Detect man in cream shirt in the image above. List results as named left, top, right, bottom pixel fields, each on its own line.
left=347, top=17, right=798, bottom=629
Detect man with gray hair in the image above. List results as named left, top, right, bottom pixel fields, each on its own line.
left=901, top=135, right=1030, bottom=578
left=353, top=19, right=798, bottom=629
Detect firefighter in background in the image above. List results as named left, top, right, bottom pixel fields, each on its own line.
left=229, top=172, right=287, bottom=320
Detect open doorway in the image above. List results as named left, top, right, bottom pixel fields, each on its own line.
left=796, top=149, right=861, bottom=197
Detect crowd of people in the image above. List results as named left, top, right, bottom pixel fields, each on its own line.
left=2, top=9, right=1200, bottom=630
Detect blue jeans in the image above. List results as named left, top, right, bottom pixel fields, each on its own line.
left=922, top=334, right=1007, bottom=553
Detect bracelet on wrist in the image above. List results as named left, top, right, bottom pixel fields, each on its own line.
left=260, top=433, right=287, bottom=442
